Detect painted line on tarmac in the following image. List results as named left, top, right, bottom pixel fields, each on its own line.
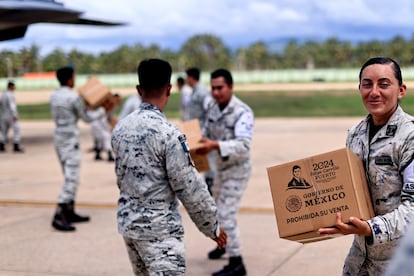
left=0, top=200, right=274, bottom=214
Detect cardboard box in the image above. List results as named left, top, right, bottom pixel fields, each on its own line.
left=267, top=148, right=374, bottom=243
left=177, top=119, right=210, bottom=172
left=78, top=76, right=112, bottom=109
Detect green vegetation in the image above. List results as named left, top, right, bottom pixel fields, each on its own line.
left=19, top=89, right=414, bottom=120
left=19, top=103, right=51, bottom=120
left=3, top=34, right=414, bottom=78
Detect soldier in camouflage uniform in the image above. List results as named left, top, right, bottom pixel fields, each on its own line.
left=319, top=57, right=414, bottom=275
left=197, top=68, right=254, bottom=276
left=111, top=59, right=227, bottom=275
left=50, top=66, right=106, bottom=232
left=185, top=67, right=211, bottom=126
left=186, top=67, right=216, bottom=194
left=0, top=81, right=24, bottom=152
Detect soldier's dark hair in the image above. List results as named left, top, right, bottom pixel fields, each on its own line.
left=7, top=80, right=15, bottom=89
left=359, top=57, right=403, bottom=86
left=177, top=76, right=185, bottom=86
left=186, top=67, right=200, bottom=81
left=137, top=59, right=172, bottom=91
left=211, top=68, right=233, bottom=86
left=56, top=66, right=74, bottom=86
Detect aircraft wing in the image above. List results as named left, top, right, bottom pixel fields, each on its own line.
left=0, top=0, right=125, bottom=41
left=56, top=17, right=124, bottom=26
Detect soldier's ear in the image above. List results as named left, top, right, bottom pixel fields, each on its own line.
left=136, top=85, right=143, bottom=97
left=166, top=84, right=172, bottom=97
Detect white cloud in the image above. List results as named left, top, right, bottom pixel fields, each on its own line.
left=1, top=0, right=414, bottom=56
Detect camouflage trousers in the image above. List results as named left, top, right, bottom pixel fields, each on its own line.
left=0, top=118, right=21, bottom=143
left=55, top=139, right=81, bottom=203
left=123, top=236, right=185, bottom=276
left=343, top=235, right=390, bottom=276
left=213, top=173, right=249, bottom=257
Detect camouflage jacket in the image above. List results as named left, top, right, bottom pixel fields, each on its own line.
left=345, top=105, right=414, bottom=275
left=0, top=90, right=18, bottom=119
left=111, top=103, right=219, bottom=240
left=50, top=86, right=104, bottom=143
left=203, top=95, right=254, bottom=178
left=187, top=83, right=211, bottom=127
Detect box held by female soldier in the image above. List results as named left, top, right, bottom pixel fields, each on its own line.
left=267, top=148, right=374, bottom=243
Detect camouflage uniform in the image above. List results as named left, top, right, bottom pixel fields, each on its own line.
left=118, top=94, right=141, bottom=120
left=203, top=95, right=254, bottom=257
left=187, top=83, right=211, bottom=127
left=91, top=115, right=112, bottom=152
left=187, top=82, right=215, bottom=190
left=111, top=103, right=219, bottom=275
left=179, top=84, right=192, bottom=121
left=0, top=89, right=21, bottom=144
left=345, top=106, right=414, bottom=275
left=50, top=86, right=105, bottom=203
left=385, top=219, right=414, bottom=276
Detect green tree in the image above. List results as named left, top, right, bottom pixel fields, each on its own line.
left=242, top=41, right=274, bottom=70
left=67, top=49, right=96, bottom=74
left=354, top=40, right=386, bottom=64
left=0, top=51, right=18, bottom=78
left=19, top=44, right=41, bottom=74
left=179, top=34, right=231, bottom=71
left=42, top=48, right=68, bottom=72
left=283, top=40, right=306, bottom=68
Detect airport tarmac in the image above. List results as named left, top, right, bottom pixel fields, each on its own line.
left=0, top=117, right=363, bottom=276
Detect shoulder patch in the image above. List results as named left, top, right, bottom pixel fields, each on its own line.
left=178, top=134, right=195, bottom=167
left=178, top=134, right=190, bottom=153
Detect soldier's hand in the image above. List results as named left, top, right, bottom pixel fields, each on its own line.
left=318, top=212, right=372, bottom=236
left=213, top=227, right=227, bottom=249
left=196, top=137, right=218, bottom=155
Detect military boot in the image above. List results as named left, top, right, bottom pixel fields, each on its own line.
left=107, top=150, right=114, bottom=162
left=94, top=149, right=102, bottom=160
left=66, top=200, right=90, bottom=223
left=52, top=203, right=76, bottom=231
left=13, top=143, right=24, bottom=153
left=212, top=256, right=246, bottom=276
left=208, top=247, right=226, bottom=259
left=0, top=142, right=5, bottom=152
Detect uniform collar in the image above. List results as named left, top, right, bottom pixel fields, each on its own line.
left=365, top=105, right=403, bottom=139
left=141, top=102, right=163, bottom=114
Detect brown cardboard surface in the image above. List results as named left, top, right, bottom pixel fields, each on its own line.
left=267, top=148, right=374, bottom=243
left=78, top=76, right=112, bottom=109
left=177, top=119, right=210, bottom=172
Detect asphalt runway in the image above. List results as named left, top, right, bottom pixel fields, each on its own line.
left=0, top=117, right=362, bottom=275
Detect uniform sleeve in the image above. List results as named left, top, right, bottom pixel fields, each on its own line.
left=166, top=130, right=219, bottom=239
left=367, top=159, right=414, bottom=246
left=218, top=111, right=254, bottom=159
left=118, top=97, right=134, bottom=119
left=73, top=96, right=105, bottom=122
left=202, top=95, right=212, bottom=112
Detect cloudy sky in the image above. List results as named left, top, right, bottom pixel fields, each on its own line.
left=1, top=0, right=414, bottom=56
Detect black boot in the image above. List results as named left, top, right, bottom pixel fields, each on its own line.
left=208, top=247, right=226, bottom=259
left=107, top=150, right=114, bottom=162
left=212, top=256, right=246, bottom=276
left=66, top=200, right=90, bottom=223
left=13, top=143, right=24, bottom=153
left=0, top=142, right=5, bottom=152
left=52, top=203, right=76, bottom=231
left=95, top=149, right=102, bottom=160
